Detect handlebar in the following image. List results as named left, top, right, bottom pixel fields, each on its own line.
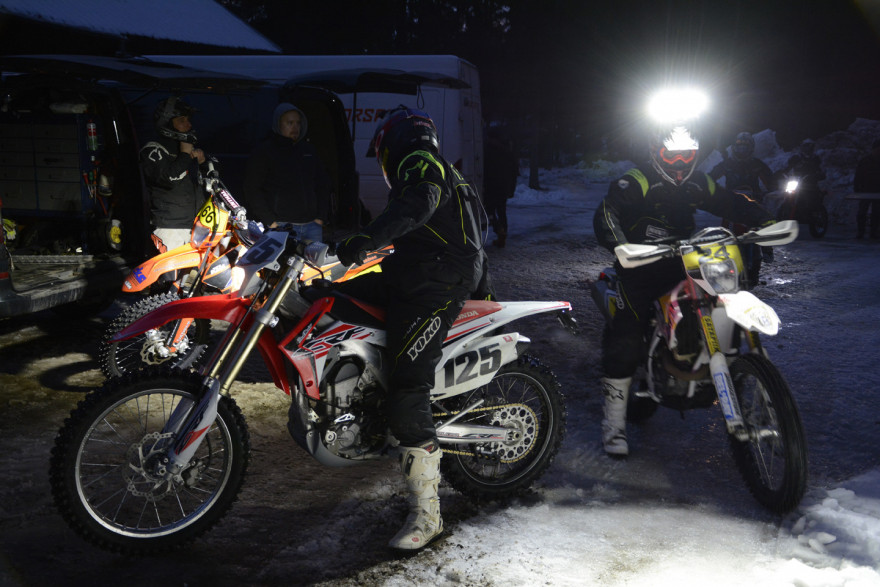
left=614, top=220, right=799, bottom=268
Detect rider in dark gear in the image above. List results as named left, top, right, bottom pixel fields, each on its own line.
left=332, top=106, right=485, bottom=551
left=710, top=132, right=775, bottom=199
left=710, top=131, right=776, bottom=266
left=776, top=138, right=826, bottom=211
left=593, top=111, right=774, bottom=459
left=140, top=96, right=206, bottom=252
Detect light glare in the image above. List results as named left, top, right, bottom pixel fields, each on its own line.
left=647, top=88, right=709, bottom=123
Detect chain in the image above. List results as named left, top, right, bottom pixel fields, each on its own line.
left=432, top=402, right=531, bottom=459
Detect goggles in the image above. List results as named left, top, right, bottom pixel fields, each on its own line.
left=658, top=147, right=697, bottom=166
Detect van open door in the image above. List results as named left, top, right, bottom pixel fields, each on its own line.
left=0, top=54, right=264, bottom=317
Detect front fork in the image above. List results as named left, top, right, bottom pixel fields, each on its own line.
left=700, top=306, right=748, bottom=440
left=163, top=255, right=305, bottom=475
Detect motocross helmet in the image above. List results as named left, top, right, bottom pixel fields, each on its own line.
left=732, top=131, right=755, bottom=160
left=649, top=124, right=700, bottom=186
left=370, top=106, right=439, bottom=187
left=800, top=138, right=816, bottom=157
left=154, top=96, right=197, bottom=143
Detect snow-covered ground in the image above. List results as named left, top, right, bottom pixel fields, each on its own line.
left=1, top=119, right=879, bottom=586
left=349, top=119, right=880, bottom=586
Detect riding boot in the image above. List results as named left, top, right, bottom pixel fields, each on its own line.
left=601, top=377, right=631, bottom=458
left=388, top=440, right=444, bottom=551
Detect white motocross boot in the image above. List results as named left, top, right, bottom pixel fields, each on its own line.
left=601, top=377, right=631, bottom=458
left=388, top=440, right=444, bottom=551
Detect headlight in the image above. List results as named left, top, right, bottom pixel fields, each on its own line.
left=700, top=257, right=738, bottom=294
left=785, top=179, right=799, bottom=193
left=647, top=88, right=709, bottom=123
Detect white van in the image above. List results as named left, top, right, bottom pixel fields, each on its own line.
left=146, top=55, right=483, bottom=218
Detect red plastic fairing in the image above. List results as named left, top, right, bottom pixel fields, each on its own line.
left=112, top=294, right=292, bottom=394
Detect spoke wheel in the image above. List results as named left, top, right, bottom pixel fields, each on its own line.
left=728, top=354, right=807, bottom=513
left=50, top=369, right=249, bottom=553
left=99, top=292, right=211, bottom=378
left=439, top=355, right=566, bottom=501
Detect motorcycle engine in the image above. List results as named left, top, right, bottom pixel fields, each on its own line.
left=317, top=347, right=388, bottom=458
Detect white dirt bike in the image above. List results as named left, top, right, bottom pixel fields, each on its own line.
left=589, top=220, right=808, bottom=513
left=50, top=226, right=577, bottom=553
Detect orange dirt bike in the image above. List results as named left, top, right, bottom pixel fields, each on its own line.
left=99, top=161, right=389, bottom=378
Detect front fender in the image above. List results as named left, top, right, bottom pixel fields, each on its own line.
left=717, top=291, right=780, bottom=336
left=113, top=294, right=248, bottom=341
left=113, top=294, right=292, bottom=394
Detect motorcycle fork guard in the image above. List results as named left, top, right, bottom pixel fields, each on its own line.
left=700, top=305, right=746, bottom=436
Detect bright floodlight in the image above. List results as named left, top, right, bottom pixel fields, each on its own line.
left=647, top=88, right=709, bottom=123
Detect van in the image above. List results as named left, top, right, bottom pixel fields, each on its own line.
left=0, top=54, right=273, bottom=317
left=145, top=54, right=483, bottom=217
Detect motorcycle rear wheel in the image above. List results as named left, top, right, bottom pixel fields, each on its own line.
left=439, top=355, right=566, bottom=501
left=50, top=368, right=250, bottom=554
left=728, top=354, right=808, bottom=513
left=808, top=206, right=829, bottom=238
left=99, top=291, right=211, bottom=378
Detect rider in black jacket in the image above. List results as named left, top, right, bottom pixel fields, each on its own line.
left=139, top=97, right=206, bottom=252
left=710, top=131, right=777, bottom=265
left=593, top=119, right=773, bottom=458
left=333, top=107, right=485, bottom=551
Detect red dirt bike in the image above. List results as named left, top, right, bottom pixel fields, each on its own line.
left=99, top=162, right=390, bottom=378
left=51, top=227, right=576, bottom=553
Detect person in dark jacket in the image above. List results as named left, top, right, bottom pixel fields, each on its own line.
left=140, top=97, right=206, bottom=252
left=710, top=131, right=777, bottom=264
left=244, top=103, right=331, bottom=242
left=853, top=139, right=880, bottom=239
left=483, top=135, right=519, bottom=247
left=710, top=132, right=775, bottom=200
left=333, top=106, right=485, bottom=551
left=593, top=118, right=773, bottom=458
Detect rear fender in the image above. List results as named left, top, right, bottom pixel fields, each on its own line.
left=121, top=244, right=203, bottom=292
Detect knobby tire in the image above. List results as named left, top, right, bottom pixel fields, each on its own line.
left=49, top=367, right=250, bottom=554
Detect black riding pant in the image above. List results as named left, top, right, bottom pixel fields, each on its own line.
left=602, top=257, right=684, bottom=379
left=331, top=270, right=470, bottom=447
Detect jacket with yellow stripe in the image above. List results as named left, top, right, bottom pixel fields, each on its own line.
left=593, top=165, right=773, bottom=253
left=360, top=149, right=484, bottom=286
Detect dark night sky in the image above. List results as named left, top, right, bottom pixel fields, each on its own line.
left=3, top=0, right=880, bottom=152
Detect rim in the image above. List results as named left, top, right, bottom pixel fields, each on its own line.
left=737, top=374, right=787, bottom=491
left=74, top=389, right=233, bottom=537
left=447, top=370, right=554, bottom=486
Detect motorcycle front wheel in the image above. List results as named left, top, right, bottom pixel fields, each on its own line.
left=50, top=369, right=250, bottom=554
left=99, top=291, right=211, bottom=378
left=808, top=205, right=829, bottom=238
left=728, top=354, right=808, bottom=513
left=438, top=355, right=566, bottom=501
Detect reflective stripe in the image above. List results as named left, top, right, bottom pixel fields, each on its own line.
left=624, top=168, right=649, bottom=196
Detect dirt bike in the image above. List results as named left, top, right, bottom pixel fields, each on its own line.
left=99, top=161, right=390, bottom=378
left=51, top=227, right=576, bottom=553
left=589, top=220, right=808, bottom=513
left=766, top=176, right=829, bottom=238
